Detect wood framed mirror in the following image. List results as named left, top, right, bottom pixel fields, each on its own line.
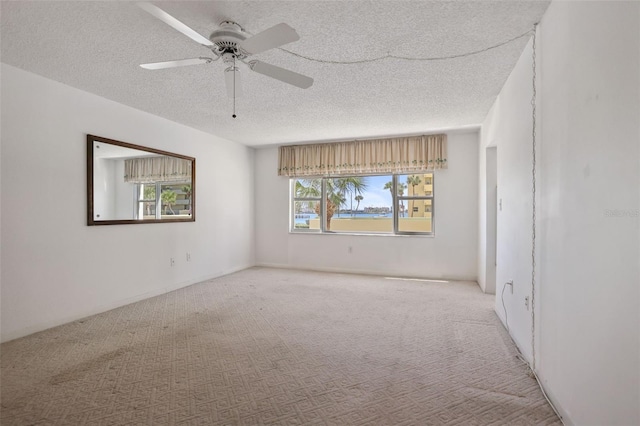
left=87, top=135, right=195, bottom=225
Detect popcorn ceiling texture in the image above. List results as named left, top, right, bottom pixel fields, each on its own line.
left=0, top=267, right=560, bottom=425
left=0, top=1, right=549, bottom=146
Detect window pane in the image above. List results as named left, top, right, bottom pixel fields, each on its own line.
left=293, top=201, right=320, bottom=230
left=424, top=173, right=433, bottom=196
left=141, top=184, right=156, bottom=201
left=139, top=201, right=156, bottom=219
left=294, top=178, right=322, bottom=198
left=160, top=183, right=192, bottom=219
left=398, top=199, right=433, bottom=233
left=400, top=173, right=433, bottom=196
left=327, top=175, right=393, bottom=233
left=138, top=183, right=157, bottom=219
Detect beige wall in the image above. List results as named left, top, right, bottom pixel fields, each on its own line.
left=309, top=217, right=432, bottom=233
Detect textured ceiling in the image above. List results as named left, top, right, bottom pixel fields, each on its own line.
left=1, top=1, right=549, bottom=147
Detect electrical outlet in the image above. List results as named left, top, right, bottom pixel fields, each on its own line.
left=506, top=280, right=513, bottom=294
left=186, top=252, right=191, bottom=262
left=525, top=296, right=530, bottom=310
left=170, top=258, right=175, bottom=267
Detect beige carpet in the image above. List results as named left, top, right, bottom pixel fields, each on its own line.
left=1, top=267, right=560, bottom=425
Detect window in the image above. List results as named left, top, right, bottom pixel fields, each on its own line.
left=136, top=182, right=192, bottom=220
left=138, top=183, right=157, bottom=219
left=290, top=173, right=434, bottom=235
left=292, top=178, right=322, bottom=231
left=397, top=173, right=434, bottom=233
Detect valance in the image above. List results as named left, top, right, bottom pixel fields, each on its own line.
left=278, top=134, right=447, bottom=177
left=124, top=156, right=192, bottom=183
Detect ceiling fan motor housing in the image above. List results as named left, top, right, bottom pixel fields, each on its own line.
left=209, top=21, right=248, bottom=59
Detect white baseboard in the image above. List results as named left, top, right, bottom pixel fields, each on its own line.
left=256, top=262, right=478, bottom=284
left=493, top=307, right=572, bottom=426
left=534, top=369, right=573, bottom=425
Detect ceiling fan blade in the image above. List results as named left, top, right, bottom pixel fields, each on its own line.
left=140, top=57, right=213, bottom=70
left=138, top=2, right=213, bottom=46
left=225, top=67, right=243, bottom=98
left=239, top=23, right=299, bottom=54
left=249, top=60, right=313, bottom=89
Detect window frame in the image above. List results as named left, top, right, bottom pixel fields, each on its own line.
left=290, top=178, right=324, bottom=232
left=289, top=172, right=434, bottom=236
left=394, top=173, right=435, bottom=235
left=136, top=182, right=158, bottom=220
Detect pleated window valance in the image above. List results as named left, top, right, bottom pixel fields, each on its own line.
left=278, top=134, right=447, bottom=177
left=124, top=156, right=192, bottom=183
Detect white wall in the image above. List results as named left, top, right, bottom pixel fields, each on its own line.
left=479, top=2, right=640, bottom=424
left=483, top=39, right=538, bottom=357
left=0, top=64, right=256, bottom=342
left=255, top=131, right=479, bottom=280
left=485, top=147, right=497, bottom=294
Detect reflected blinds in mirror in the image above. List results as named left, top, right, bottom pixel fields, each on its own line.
left=124, top=156, right=192, bottom=183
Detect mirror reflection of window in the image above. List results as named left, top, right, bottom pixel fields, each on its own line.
left=134, top=182, right=192, bottom=220
left=88, top=135, right=195, bottom=225
left=138, top=183, right=157, bottom=219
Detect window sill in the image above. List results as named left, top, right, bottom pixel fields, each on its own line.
left=289, top=231, right=435, bottom=238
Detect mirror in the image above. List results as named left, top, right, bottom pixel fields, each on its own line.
left=87, top=135, right=195, bottom=225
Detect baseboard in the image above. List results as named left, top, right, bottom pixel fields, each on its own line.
left=255, top=262, right=478, bottom=284
left=493, top=305, right=532, bottom=364
left=493, top=307, right=572, bottom=426
left=0, top=264, right=253, bottom=343
left=534, top=369, right=574, bottom=425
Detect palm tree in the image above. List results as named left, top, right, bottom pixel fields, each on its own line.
left=326, top=193, right=347, bottom=225
left=161, top=189, right=177, bottom=215
left=384, top=181, right=393, bottom=212
left=296, top=177, right=368, bottom=230
left=295, top=179, right=322, bottom=198
left=406, top=175, right=422, bottom=217
left=398, top=183, right=407, bottom=217
left=332, top=177, right=367, bottom=216
left=295, top=179, right=337, bottom=230
left=327, top=182, right=347, bottom=209
left=348, top=177, right=368, bottom=216
left=384, top=181, right=393, bottom=195
left=407, top=175, right=422, bottom=195
left=354, top=195, right=363, bottom=213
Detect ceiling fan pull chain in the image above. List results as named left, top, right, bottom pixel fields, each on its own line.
left=232, top=56, right=237, bottom=118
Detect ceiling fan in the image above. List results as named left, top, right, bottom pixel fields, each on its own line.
left=138, top=2, right=313, bottom=113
